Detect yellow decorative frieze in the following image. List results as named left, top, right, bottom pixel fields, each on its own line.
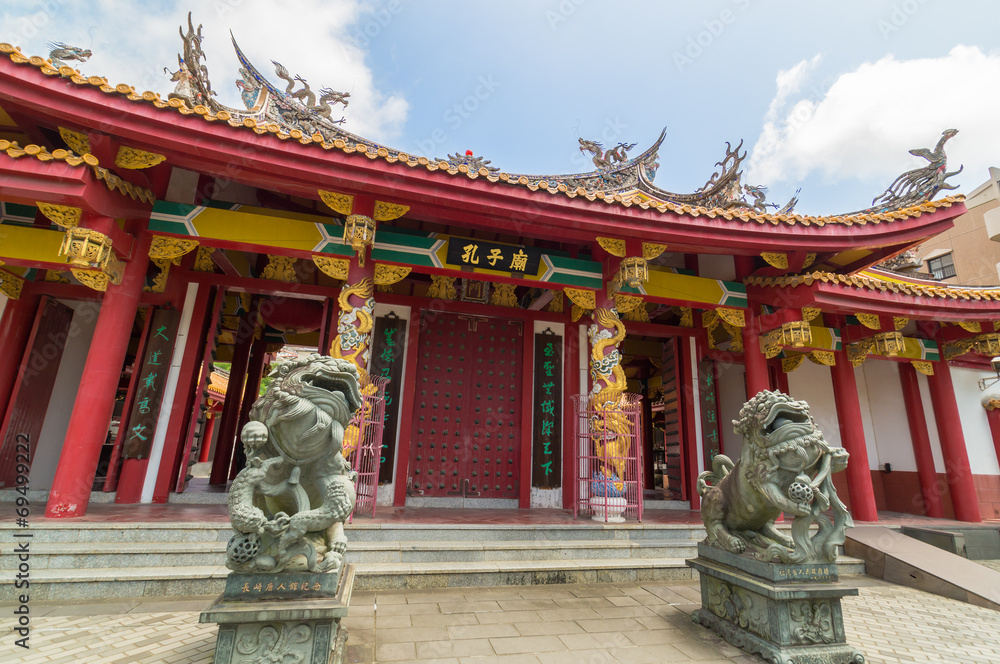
left=37, top=202, right=82, bottom=228
left=373, top=201, right=409, bottom=222
left=547, top=291, right=564, bottom=313
left=678, top=307, right=693, bottom=328
left=260, top=255, right=298, bottom=283
left=571, top=304, right=586, bottom=322
left=976, top=332, right=1000, bottom=356
left=761, top=252, right=788, bottom=269
left=312, top=255, right=350, bottom=281
left=0, top=268, right=24, bottom=299
left=564, top=288, right=596, bottom=310
left=146, top=259, right=170, bottom=293
left=491, top=283, right=518, bottom=308
left=373, top=263, right=411, bottom=286
left=848, top=338, right=873, bottom=367
left=760, top=321, right=812, bottom=356
left=802, top=253, right=817, bottom=268
left=193, top=246, right=215, bottom=272
left=596, top=236, right=626, bottom=258
left=871, top=331, right=904, bottom=357
left=912, top=360, right=934, bottom=376
left=623, top=304, right=649, bottom=322
left=641, top=243, right=667, bottom=260
left=427, top=275, right=457, bottom=301
left=957, top=321, right=981, bottom=333
left=942, top=338, right=974, bottom=361
left=318, top=190, right=353, bottom=215
left=114, top=146, right=166, bottom=169
left=893, top=316, right=909, bottom=331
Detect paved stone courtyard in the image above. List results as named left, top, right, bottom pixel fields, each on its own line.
left=3, top=576, right=999, bottom=664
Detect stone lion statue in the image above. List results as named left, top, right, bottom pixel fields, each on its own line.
left=226, top=354, right=363, bottom=577
left=697, top=390, right=852, bottom=564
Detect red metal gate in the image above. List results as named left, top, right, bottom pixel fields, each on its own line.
left=349, top=376, right=388, bottom=519
left=408, top=312, right=522, bottom=499
left=572, top=393, right=644, bottom=521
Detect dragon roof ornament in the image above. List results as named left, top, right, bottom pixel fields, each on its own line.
left=445, top=150, right=499, bottom=173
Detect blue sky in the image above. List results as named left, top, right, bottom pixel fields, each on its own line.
left=5, top=0, right=1000, bottom=214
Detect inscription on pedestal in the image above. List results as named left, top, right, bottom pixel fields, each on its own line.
left=224, top=572, right=341, bottom=601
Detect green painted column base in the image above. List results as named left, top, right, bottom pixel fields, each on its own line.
left=200, top=565, right=354, bottom=664
left=687, top=547, right=865, bottom=664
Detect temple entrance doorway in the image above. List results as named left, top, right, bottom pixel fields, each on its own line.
left=406, top=311, right=523, bottom=502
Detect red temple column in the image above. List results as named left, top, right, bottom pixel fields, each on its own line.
left=742, top=305, right=770, bottom=398
left=45, top=232, right=152, bottom=518
left=229, top=332, right=268, bottom=479
left=0, top=290, right=38, bottom=413
left=927, top=362, right=982, bottom=522
left=198, top=412, right=217, bottom=464
left=209, top=311, right=255, bottom=485
left=829, top=353, right=879, bottom=522
left=897, top=363, right=945, bottom=517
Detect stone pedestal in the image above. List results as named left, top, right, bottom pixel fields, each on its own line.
left=687, top=545, right=864, bottom=664
left=200, top=564, right=354, bottom=664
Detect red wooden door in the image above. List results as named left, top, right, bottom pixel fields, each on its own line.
left=0, top=297, right=75, bottom=486
left=408, top=312, right=522, bottom=499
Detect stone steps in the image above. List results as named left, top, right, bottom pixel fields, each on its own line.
left=0, top=520, right=866, bottom=601
left=0, top=538, right=702, bottom=569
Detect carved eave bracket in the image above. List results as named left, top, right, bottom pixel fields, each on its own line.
left=760, top=321, right=812, bottom=359
left=114, top=146, right=167, bottom=170
left=596, top=236, right=626, bottom=258
left=313, top=255, right=350, bottom=281
left=373, top=201, right=409, bottom=222
left=373, top=263, right=411, bottom=286
left=0, top=264, right=24, bottom=299
left=318, top=190, right=353, bottom=215
left=261, top=255, right=298, bottom=283
left=37, top=202, right=82, bottom=228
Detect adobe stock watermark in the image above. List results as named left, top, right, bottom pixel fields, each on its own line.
left=350, top=0, right=406, bottom=49
left=10, top=0, right=79, bottom=42
left=413, top=75, right=501, bottom=158
left=673, top=0, right=753, bottom=73
left=877, top=0, right=931, bottom=39
left=545, top=0, right=589, bottom=31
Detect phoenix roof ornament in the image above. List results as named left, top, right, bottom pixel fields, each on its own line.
left=858, top=129, right=963, bottom=214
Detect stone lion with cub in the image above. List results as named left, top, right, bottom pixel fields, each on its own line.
left=697, top=390, right=853, bottom=564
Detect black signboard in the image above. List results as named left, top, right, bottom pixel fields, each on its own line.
left=531, top=330, right=562, bottom=488
left=123, top=308, right=181, bottom=459
left=445, top=238, right=543, bottom=274
left=370, top=313, right=407, bottom=483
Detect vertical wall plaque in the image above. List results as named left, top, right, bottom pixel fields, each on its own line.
left=122, top=308, right=181, bottom=459
left=369, top=313, right=407, bottom=483
left=532, top=329, right=562, bottom=488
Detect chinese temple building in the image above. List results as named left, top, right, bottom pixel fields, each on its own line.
left=1, top=21, right=999, bottom=524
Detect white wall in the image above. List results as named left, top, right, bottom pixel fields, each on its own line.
left=31, top=299, right=101, bottom=490
left=951, top=365, right=1000, bottom=475
left=787, top=360, right=855, bottom=455
left=858, top=361, right=916, bottom=471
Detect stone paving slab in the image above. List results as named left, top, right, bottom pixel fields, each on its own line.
left=2, top=578, right=999, bottom=663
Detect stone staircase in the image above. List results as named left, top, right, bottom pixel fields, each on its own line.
left=0, top=520, right=866, bottom=601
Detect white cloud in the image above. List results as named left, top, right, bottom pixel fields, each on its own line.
left=1, top=0, right=408, bottom=142
left=746, top=46, right=1000, bottom=193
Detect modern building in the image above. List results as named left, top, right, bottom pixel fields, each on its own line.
left=1, top=22, right=999, bottom=526
left=919, top=166, right=1000, bottom=285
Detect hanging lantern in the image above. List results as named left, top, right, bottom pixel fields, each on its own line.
left=872, top=331, right=905, bottom=357
left=619, top=257, right=648, bottom=288
left=781, top=321, right=812, bottom=348
left=342, top=214, right=376, bottom=266
left=59, top=228, right=114, bottom=269
left=975, top=332, right=1000, bottom=357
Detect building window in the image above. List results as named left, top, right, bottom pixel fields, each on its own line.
left=927, top=253, right=956, bottom=279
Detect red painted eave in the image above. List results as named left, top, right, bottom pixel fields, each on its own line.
left=747, top=281, right=1000, bottom=321
left=0, top=57, right=964, bottom=253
